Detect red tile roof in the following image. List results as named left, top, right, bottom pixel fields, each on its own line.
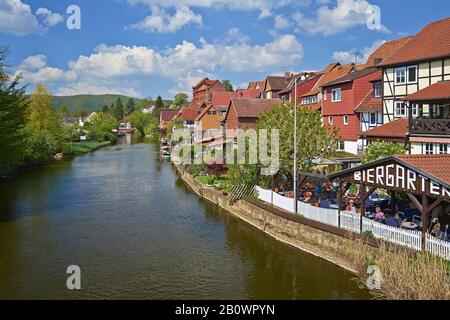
left=238, top=89, right=261, bottom=99
left=160, top=109, right=179, bottom=122
left=361, top=37, right=413, bottom=68
left=361, top=118, right=409, bottom=138
left=403, top=81, right=450, bottom=101
left=247, top=82, right=258, bottom=90
left=179, top=107, right=201, bottom=121
left=231, top=98, right=282, bottom=118
left=396, top=154, right=450, bottom=185
left=210, top=92, right=240, bottom=106
left=354, top=90, right=382, bottom=113
left=321, top=67, right=380, bottom=87
left=381, top=17, right=450, bottom=66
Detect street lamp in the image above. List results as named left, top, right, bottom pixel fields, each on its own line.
left=294, top=76, right=298, bottom=215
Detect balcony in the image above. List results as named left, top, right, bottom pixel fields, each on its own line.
left=410, top=118, right=450, bottom=135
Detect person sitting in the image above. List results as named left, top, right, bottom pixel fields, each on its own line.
left=375, top=207, right=385, bottom=223
left=345, top=200, right=357, bottom=214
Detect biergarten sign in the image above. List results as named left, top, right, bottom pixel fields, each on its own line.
left=338, top=162, right=450, bottom=201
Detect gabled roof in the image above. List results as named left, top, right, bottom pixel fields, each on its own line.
left=193, top=78, right=218, bottom=90
left=209, top=91, right=240, bottom=106
left=354, top=90, right=382, bottom=113
left=265, top=76, right=292, bottom=92
left=403, top=80, right=450, bottom=102
left=179, top=107, right=201, bottom=121
left=160, top=109, right=179, bottom=122
left=320, top=67, right=380, bottom=88
left=195, top=104, right=224, bottom=121
left=381, top=17, right=450, bottom=67
left=247, top=82, right=258, bottom=90
left=302, top=63, right=355, bottom=97
left=361, top=37, right=413, bottom=68
left=361, top=118, right=409, bottom=138
left=238, top=89, right=261, bottom=99
left=228, top=98, right=282, bottom=118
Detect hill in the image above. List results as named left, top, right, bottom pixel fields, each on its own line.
left=51, top=94, right=141, bottom=113
left=45, top=94, right=173, bottom=113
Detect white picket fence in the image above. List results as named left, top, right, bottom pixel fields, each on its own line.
left=255, top=186, right=450, bottom=260
left=427, top=235, right=450, bottom=261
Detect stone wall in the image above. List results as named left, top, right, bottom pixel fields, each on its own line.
left=175, top=165, right=373, bottom=273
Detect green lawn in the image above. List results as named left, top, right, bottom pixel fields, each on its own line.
left=64, top=141, right=111, bottom=156
left=196, top=174, right=231, bottom=192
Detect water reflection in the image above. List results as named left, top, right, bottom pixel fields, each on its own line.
left=0, top=136, right=370, bottom=300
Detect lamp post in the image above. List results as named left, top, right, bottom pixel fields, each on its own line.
left=294, top=76, right=298, bottom=215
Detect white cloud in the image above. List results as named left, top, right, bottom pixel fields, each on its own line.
left=0, top=0, right=46, bottom=35
left=129, top=5, right=202, bottom=33
left=36, top=7, right=64, bottom=27
left=293, top=0, right=389, bottom=36
left=332, top=39, right=386, bottom=64
left=16, top=34, right=303, bottom=96
left=274, top=14, right=291, bottom=29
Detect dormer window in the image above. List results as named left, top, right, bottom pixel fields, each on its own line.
left=374, top=82, right=382, bottom=97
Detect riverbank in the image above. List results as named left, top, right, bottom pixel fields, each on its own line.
left=63, top=141, right=112, bottom=156
left=175, top=164, right=450, bottom=300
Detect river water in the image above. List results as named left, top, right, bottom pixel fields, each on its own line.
left=0, top=136, right=371, bottom=299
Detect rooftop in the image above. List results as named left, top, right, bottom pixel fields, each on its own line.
left=361, top=118, right=409, bottom=138
left=354, top=90, right=382, bottom=113
left=381, top=17, right=450, bottom=66
left=403, top=81, right=450, bottom=102
left=231, top=98, right=282, bottom=118
left=396, top=154, right=450, bottom=185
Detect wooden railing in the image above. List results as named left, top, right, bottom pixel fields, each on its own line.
left=410, top=118, right=450, bottom=135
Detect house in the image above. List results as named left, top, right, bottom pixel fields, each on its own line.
left=300, top=63, right=356, bottom=112
left=263, top=73, right=293, bottom=99
left=278, top=71, right=318, bottom=103
left=224, top=98, right=282, bottom=132
left=142, top=105, right=156, bottom=114
left=79, top=112, right=98, bottom=127
left=321, top=67, right=382, bottom=155
left=191, top=78, right=226, bottom=107
left=159, top=109, right=179, bottom=131
left=377, top=17, right=450, bottom=155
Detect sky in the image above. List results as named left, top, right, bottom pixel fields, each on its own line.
left=1, top=0, right=449, bottom=99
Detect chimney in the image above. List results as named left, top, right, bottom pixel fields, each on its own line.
left=284, top=71, right=293, bottom=78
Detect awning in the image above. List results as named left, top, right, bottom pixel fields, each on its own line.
left=403, top=81, right=450, bottom=102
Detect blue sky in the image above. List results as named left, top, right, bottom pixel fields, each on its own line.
left=1, top=0, right=449, bottom=99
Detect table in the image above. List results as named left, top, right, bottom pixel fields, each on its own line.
left=401, top=222, right=420, bottom=230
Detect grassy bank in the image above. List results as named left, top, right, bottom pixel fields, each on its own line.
left=64, top=141, right=112, bottom=156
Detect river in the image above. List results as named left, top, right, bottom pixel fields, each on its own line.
left=0, top=136, right=371, bottom=300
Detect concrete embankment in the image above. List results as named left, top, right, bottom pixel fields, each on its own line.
left=174, top=165, right=375, bottom=274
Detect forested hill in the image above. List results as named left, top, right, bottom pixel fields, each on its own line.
left=51, top=94, right=142, bottom=112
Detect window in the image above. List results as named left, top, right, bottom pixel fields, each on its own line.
left=328, top=116, right=333, bottom=125
left=425, top=143, right=434, bottom=155
left=332, top=88, right=342, bottom=102
left=374, top=82, right=382, bottom=97
left=408, top=66, right=418, bottom=83
left=394, top=101, right=406, bottom=117
left=439, top=144, right=448, bottom=154
left=411, top=103, right=420, bottom=118
left=343, top=115, right=349, bottom=125
left=207, top=111, right=212, bottom=115
left=302, top=95, right=318, bottom=105
left=395, top=67, right=406, bottom=84
left=336, top=141, right=345, bottom=151
left=370, top=112, right=377, bottom=126
left=431, top=105, right=443, bottom=118
left=323, top=90, right=328, bottom=101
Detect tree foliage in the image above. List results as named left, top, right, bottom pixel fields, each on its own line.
left=125, top=98, right=136, bottom=115
left=256, top=103, right=339, bottom=171
left=85, top=112, right=118, bottom=142
left=0, top=48, right=27, bottom=174
left=126, top=108, right=152, bottom=136
left=222, top=80, right=234, bottom=92
left=362, top=142, right=406, bottom=164
left=114, top=97, right=124, bottom=120
left=24, top=84, right=66, bottom=163
left=173, top=93, right=188, bottom=108
left=155, top=95, right=164, bottom=110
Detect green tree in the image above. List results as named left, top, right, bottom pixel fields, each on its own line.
left=72, top=107, right=89, bottom=117
left=362, top=142, right=406, bottom=164
left=126, top=109, right=152, bottom=136
left=222, top=80, right=234, bottom=92
left=86, top=112, right=118, bottom=142
left=155, top=95, right=164, bottom=110
left=24, top=84, right=65, bottom=163
left=173, top=93, right=188, bottom=108
left=101, top=105, right=109, bottom=113
left=60, top=105, right=70, bottom=115
left=137, top=98, right=153, bottom=110
left=114, top=97, right=124, bottom=121
left=0, top=48, right=27, bottom=174
left=125, top=98, right=136, bottom=115
left=256, top=103, right=338, bottom=171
